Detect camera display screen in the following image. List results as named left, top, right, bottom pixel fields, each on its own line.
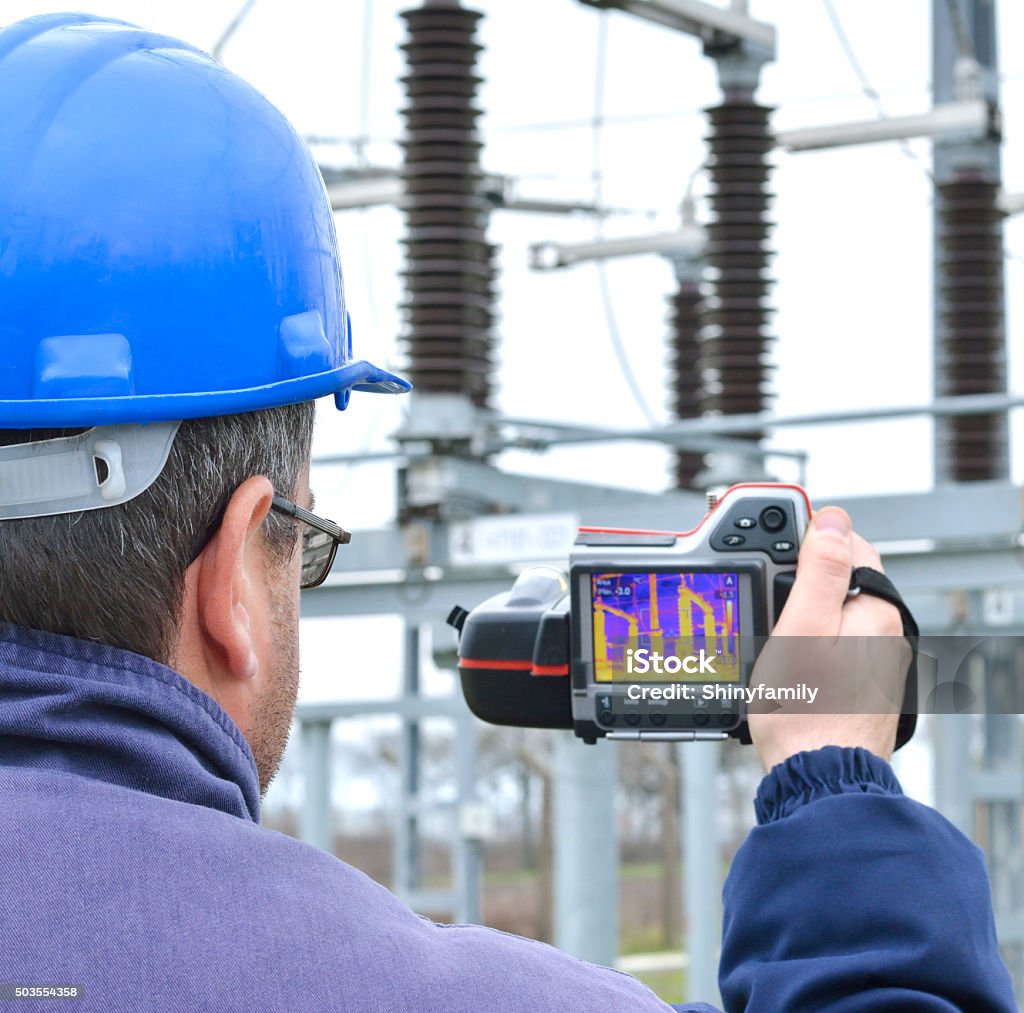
left=591, top=571, right=741, bottom=683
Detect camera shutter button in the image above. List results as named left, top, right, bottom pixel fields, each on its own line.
left=760, top=507, right=787, bottom=532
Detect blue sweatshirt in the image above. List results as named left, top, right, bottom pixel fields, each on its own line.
left=0, top=623, right=1015, bottom=1012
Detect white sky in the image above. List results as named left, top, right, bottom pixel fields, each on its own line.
left=8, top=1, right=1022, bottom=807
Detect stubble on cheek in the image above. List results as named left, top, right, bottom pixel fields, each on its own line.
left=248, top=580, right=301, bottom=797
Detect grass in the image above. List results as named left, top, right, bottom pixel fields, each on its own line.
left=630, top=968, right=686, bottom=1005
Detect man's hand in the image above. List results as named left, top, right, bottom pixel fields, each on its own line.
left=748, top=507, right=908, bottom=772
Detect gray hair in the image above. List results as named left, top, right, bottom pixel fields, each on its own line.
left=0, top=402, right=316, bottom=664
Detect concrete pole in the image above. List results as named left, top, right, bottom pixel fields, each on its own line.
left=980, top=635, right=1024, bottom=995
left=299, top=718, right=333, bottom=853
left=553, top=733, right=619, bottom=965
left=931, top=713, right=972, bottom=835
left=453, top=708, right=483, bottom=924
left=393, top=621, right=422, bottom=898
left=932, top=7, right=1019, bottom=996
left=681, top=740, right=722, bottom=1007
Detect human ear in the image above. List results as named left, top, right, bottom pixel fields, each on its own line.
left=194, top=476, right=275, bottom=683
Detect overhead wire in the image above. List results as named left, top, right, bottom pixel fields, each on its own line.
left=590, top=12, right=660, bottom=429
left=310, top=88, right=938, bottom=146
left=356, top=0, right=374, bottom=165
left=212, top=0, right=261, bottom=61
left=323, top=0, right=386, bottom=487
left=821, top=0, right=933, bottom=181
left=822, top=0, right=1018, bottom=275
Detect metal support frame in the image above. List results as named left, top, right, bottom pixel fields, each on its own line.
left=777, top=99, right=993, bottom=152
left=321, top=164, right=625, bottom=217
left=553, top=734, right=619, bottom=964
left=300, top=469, right=1024, bottom=994
left=393, top=623, right=423, bottom=901
left=681, top=739, right=721, bottom=1006
left=314, top=390, right=1024, bottom=467
left=930, top=7, right=1018, bottom=993
left=299, top=719, right=333, bottom=853
left=297, top=623, right=481, bottom=924
left=578, top=0, right=775, bottom=53
left=292, top=1, right=1024, bottom=995
left=529, top=227, right=704, bottom=270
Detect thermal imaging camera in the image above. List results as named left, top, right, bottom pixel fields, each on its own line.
left=449, top=483, right=917, bottom=747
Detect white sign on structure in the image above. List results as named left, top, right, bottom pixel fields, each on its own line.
left=449, top=513, right=579, bottom=566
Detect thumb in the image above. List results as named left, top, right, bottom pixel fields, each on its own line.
left=777, top=507, right=853, bottom=636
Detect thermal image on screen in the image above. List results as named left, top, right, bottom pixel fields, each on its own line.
left=592, top=572, right=741, bottom=682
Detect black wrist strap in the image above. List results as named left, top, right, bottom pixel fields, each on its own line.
left=850, top=566, right=918, bottom=750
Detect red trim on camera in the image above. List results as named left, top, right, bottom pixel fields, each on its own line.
left=458, top=657, right=530, bottom=670
left=457, top=657, right=569, bottom=677
left=531, top=664, right=570, bottom=676
left=577, top=482, right=812, bottom=536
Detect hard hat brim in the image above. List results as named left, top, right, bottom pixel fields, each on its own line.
left=0, top=360, right=412, bottom=429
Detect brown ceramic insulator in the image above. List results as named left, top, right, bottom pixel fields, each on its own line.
left=937, top=175, right=1007, bottom=481
left=667, top=282, right=705, bottom=489
left=399, top=3, right=497, bottom=409
left=700, top=99, right=774, bottom=442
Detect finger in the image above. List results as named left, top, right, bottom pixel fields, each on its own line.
left=845, top=531, right=901, bottom=633
left=851, top=532, right=883, bottom=572
left=776, top=507, right=853, bottom=636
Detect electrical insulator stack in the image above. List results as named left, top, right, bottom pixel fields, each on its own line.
left=399, top=0, right=496, bottom=412
left=700, top=98, right=774, bottom=444
left=668, top=281, right=705, bottom=489
left=936, top=173, right=1007, bottom=481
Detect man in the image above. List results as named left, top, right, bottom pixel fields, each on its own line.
left=0, top=13, right=1015, bottom=1012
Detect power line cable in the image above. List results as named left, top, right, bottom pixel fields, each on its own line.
left=487, top=86, right=941, bottom=136
left=590, top=12, right=660, bottom=429
left=356, top=0, right=374, bottom=165
left=821, top=0, right=881, bottom=108
left=591, top=12, right=608, bottom=214
left=821, top=0, right=933, bottom=181
left=324, top=0, right=386, bottom=494
left=212, top=0, right=261, bottom=61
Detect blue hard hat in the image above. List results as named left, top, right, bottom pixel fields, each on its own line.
left=0, top=13, right=410, bottom=429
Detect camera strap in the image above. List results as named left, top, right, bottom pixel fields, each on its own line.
left=850, top=566, right=919, bottom=749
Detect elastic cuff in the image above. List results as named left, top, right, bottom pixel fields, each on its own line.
left=755, top=746, right=903, bottom=825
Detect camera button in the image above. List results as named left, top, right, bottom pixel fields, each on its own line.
left=625, top=712, right=642, bottom=726
left=722, top=534, right=745, bottom=547
left=734, top=517, right=756, bottom=529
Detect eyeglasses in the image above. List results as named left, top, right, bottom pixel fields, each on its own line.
left=270, top=494, right=351, bottom=590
